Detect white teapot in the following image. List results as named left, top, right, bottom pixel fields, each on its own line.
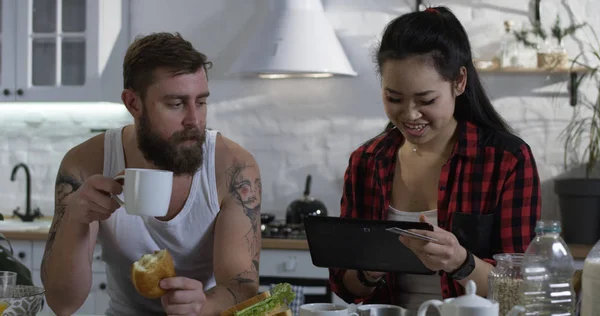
left=417, top=280, right=525, bottom=316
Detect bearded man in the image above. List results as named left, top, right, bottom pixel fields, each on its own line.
left=40, top=32, right=261, bottom=316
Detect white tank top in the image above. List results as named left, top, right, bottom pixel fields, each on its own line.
left=387, top=205, right=438, bottom=226
left=387, top=205, right=442, bottom=315
left=99, top=127, right=221, bottom=316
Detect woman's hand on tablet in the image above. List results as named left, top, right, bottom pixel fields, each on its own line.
left=398, top=214, right=467, bottom=273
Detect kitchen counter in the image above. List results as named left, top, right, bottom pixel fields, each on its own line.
left=1, top=230, right=50, bottom=241
left=0, top=220, right=590, bottom=256
left=569, top=244, right=594, bottom=260
left=0, top=225, right=311, bottom=250
left=0, top=216, right=53, bottom=241
left=261, top=238, right=309, bottom=250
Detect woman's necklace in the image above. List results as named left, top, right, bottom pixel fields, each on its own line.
left=410, top=146, right=421, bottom=156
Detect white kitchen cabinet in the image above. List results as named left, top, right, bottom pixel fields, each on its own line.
left=32, top=240, right=109, bottom=315
left=91, top=272, right=110, bottom=314
left=260, top=249, right=328, bottom=279
left=259, top=248, right=345, bottom=304
left=32, top=241, right=53, bottom=316
left=10, top=240, right=33, bottom=272
left=0, top=0, right=128, bottom=102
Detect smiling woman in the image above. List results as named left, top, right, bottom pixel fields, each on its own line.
left=328, top=6, right=541, bottom=314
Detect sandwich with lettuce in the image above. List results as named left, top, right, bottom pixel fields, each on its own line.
left=220, top=283, right=296, bottom=316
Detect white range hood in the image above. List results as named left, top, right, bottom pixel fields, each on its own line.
left=230, top=0, right=357, bottom=79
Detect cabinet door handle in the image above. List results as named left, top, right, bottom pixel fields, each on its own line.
left=99, top=283, right=106, bottom=290
left=18, top=252, right=26, bottom=259
left=16, top=89, right=23, bottom=96
left=283, top=257, right=297, bottom=272
left=3, top=89, right=10, bottom=96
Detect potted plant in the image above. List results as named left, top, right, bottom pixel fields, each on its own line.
left=513, top=0, right=585, bottom=69
left=555, top=26, right=600, bottom=245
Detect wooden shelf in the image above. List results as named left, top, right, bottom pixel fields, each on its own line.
left=475, top=66, right=591, bottom=106
left=476, top=66, right=590, bottom=74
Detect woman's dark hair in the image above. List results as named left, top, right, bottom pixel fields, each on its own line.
left=376, top=6, right=513, bottom=134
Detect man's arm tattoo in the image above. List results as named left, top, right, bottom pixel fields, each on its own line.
left=41, top=169, right=84, bottom=281
left=208, top=269, right=258, bottom=305
left=225, top=161, right=262, bottom=268
left=226, top=288, right=238, bottom=304
left=219, top=160, right=262, bottom=304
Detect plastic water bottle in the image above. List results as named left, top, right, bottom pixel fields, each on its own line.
left=581, top=239, right=600, bottom=315
left=521, top=220, right=576, bottom=315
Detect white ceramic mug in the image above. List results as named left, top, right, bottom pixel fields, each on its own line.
left=112, top=168, right=173, bottom=217
left=298, top=303, right=348, bottom=315
left=349, top=304, right=407, bottom=316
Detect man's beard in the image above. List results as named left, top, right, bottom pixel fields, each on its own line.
left=136, top=111, right=206, bottom=176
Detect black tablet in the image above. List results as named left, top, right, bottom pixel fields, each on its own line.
left=303, top=216, right=437, bottom=275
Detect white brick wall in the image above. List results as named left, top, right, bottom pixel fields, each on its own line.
left=0, top=0, right=598, bottom=221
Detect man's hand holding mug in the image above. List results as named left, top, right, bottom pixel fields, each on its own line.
left=69, top=168, right=173, bottom=224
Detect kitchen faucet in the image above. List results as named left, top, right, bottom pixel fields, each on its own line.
left=11, top=163, right=43, bottom=222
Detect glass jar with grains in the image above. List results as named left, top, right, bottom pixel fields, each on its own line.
left=488, top=253, right=525, bottom=315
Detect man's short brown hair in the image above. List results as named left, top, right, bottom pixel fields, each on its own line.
left=123, top=32, right=212, bottom=98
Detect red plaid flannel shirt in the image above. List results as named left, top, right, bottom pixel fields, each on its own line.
left=329, top=120, right=541, bottom=304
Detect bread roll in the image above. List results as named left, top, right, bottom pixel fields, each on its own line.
left=131, top=249, right=176, bottom=299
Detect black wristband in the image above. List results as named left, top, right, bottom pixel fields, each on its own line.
left=449, top=249, right=475, bottom=280
left=357, top=270, right=385, bottom=288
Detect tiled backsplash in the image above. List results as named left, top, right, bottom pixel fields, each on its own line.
left=1, top=0, right=599, bottom=221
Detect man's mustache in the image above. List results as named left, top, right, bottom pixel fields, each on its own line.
left=171, top=129, right=204, bottom=142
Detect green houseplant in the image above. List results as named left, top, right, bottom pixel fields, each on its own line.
left=554, top=26, right=600, bottom=245
left=513, top=0, right=585, bottom=69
